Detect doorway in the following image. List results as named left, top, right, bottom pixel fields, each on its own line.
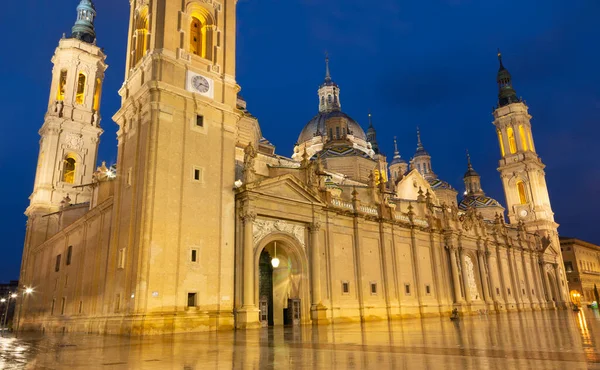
left=259, top=250, right=274, bottom=327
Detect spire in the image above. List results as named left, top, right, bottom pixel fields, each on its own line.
left=366, top=112, right=380, bottom=154
left=496, top=49, right=519, bottom=107
left=325, top=52, right=331, bottom=82
left=390, top=136, right=406, bottom=166
left=414, top=127, right=429, bottom=157
left=71, top=0, right=97, bottom=44
left=463, top=149, right=483, bottom=196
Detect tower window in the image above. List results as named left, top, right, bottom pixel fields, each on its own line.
left=405, top=284, right=411, bottom=295
left=327, top=94, right=332, bottom=104
left=189, top=12, right=213, bottom=60
left=55, top=254, right=62, bottom=272
left=335, top=126, right=340, bottom=139
left=507, top=127, right=517, bottom=154
left=75, top=73, right=86, bottom=105
left=190, top=17, right=204, bottom=57
left=188, top=293, right=197, bottom=307
left=56, top=70, right=67, bottom=101
left=191, top=249, right=198, bottom=262
left=342, top=281, right=350, bottom=294
left=193, top=168, right=202, bottom=182
left=425, top=285, right=431, bottom=295
left=63, top=155, right=77, bottom=184
left=196, top=115, right=204, bottom=127
left=66, top=246, right=73, bottom=266
left=370, top=282, right=377, bottom=295
left=519, top=125, right=528, bottom=151
left=516, top=180, right=527, bottom=205
left=497, top=130, right=505, bottom=156
left=133, top=7, right=149, bottom=67
left=93, top=78, right=102, bottom=111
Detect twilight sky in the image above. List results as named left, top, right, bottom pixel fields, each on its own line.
left=0, top=0, right=599, bottom=282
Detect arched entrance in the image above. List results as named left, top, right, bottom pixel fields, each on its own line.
left=255, top=234, right=309, bottom=327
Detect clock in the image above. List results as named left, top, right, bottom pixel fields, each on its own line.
left=519, top=209, right=528, bottom=218
left=192, top=75, right=210, bottom=93
left=186, top=71, right=214, bottom=98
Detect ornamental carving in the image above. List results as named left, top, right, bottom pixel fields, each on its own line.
left=65, top=133, right=84, bottom=151
left=253, top=218, right=305, bottom=248
left=464, top=255, right=480, bottom=300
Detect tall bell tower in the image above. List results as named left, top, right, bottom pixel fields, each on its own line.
left=493, top=51, right=559, bottom=251
left=111, top=0, right=239, bottom=331
left=25, top=0, right=106, bottom=248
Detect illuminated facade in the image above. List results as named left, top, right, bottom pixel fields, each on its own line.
left=18, top=1, right=569, bottom=335
left=560, top=237, right=600, bottom=305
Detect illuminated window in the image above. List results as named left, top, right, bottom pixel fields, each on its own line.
left=56, top=70, right=67, bottom=101
left=93, top=78, right=102, bottom=111
left=519, top=125, right=528, bottom=151
left=63, top=155, right=77, bottom=184
left=133, top=7, right=149, bottom=66
left=528, top=130, right=534, bottom=152
left=75, top=73, right=86, bottom=105
left=516, top=180, right=527, bottom=204
left=507, top=127, right=517, bottom=154
left=190, top=17, right=204, bottom=57
left=497, top=130, right=505, bottom=156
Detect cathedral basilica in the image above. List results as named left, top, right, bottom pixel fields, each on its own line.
left=18, top=0, right=569, bottom=335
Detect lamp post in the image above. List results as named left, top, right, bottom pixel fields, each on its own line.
left=1, top=293, right=17, bottom=337
left=15, top=287, right=33, bottom=338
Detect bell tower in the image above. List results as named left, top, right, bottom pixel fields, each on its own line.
left=493, top=51, right=559, bottom=246
left=111, top=0, right=239, bottom=330
left=25, top=0, right=106, bottom=247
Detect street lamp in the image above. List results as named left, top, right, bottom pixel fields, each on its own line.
left=1, top=293, right=17, bottom=337
left=15, top=287, right=33, bottom=338
left=271, top=242, right=280, bottom=268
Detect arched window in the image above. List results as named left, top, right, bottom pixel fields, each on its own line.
left=327, top=94, right=332, bottom=104
left=75, top=73, right=86, bottom=105
left=528, top=130, right=534, bottom=152
left=56, top=70, right=67, bottom=101
left=519, top=125, right=528, bottom=151
left=63, top=155, right=77, bottom=184
left=93, top=78, right=102, bottom=111
left=497, top=130, right=505, bottom=156
left=507, top=127, right=517, bottom=154
left=190, top=17, right=204, bottom=57
left=516, top=180, right=527, bottom=204
left=133, top=7, right=149, bottom=66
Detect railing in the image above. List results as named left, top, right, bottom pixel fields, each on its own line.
left=331, top=198, right=354, bottom=211
left=359, top=205, right=378, bottom=216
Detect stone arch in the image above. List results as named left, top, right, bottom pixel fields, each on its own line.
left=254, top=232, right=310, bottom=325
left=186, top=1, right=215, bottom=60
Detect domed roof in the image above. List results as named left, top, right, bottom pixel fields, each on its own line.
left=459, top=195, right=503, bottom=210
left=297, top=111, right=367, bottom=145
left=428, top=178, right=455, bottom=191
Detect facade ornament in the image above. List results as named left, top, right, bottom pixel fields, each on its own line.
left=309, top=221, right=321, bottom=232
left=65, top=133, right=84, bottom=151
left=253, top=218, right=305, bottom=248
left=240, top=210, right=256, bottom=225
left=242, top=142, right=257, bottom=184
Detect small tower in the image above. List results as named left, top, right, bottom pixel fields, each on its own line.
left=389, top=137, right=408, bottom=183
left=410, top=128, right=435, bottom=180
left=463, top=151, right=484, bottom=196
left=366, top=113, right=380, bottom=155
left=26, top=0, right=106, bottom=248
left=459, top=151, right=504, bottom=220
left=318, top=55, right=342, bottom=113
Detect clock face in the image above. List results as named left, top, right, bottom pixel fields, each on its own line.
left=191, top=75, right=210, bottom=93
left=519, top=209, right=528, bottom=218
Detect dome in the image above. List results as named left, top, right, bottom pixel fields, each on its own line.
left=428, top=178, right=455, bottom=191
left=297, top=111, right=367, bottom=145
left=459, top=195, right=502, bottom=210
left=390, top=156, right=407, bottom=166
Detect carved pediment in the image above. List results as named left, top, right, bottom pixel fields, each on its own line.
left=246, top=175, right=325, bottom=206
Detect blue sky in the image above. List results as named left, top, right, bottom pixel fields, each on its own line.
left=0, top=0, right=598, bottom=281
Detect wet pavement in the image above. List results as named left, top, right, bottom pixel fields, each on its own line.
left=1, top=309, right=600, bottom=369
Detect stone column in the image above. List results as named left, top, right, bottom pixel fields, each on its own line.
left=553, top=263, right=566, bottom=308
left=507, top=247, right=522, bottom=309
left=485, top=249, right=499, bottom=306
left=540, top=260, right=554, bottom=308
left=242, top=211, right=256, bottom=308
left=477, top=250, right=491, bottom=304
left=496, top=246, right=510, bottom=306
left=310, top=221, right=328, bottom=324
left=447, top=246, right=465, bottom=305
left=520, top=250, right=534, bottom=308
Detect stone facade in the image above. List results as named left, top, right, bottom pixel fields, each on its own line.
left=17, top=1, right=569, bottom=335
left=560, top=237, right=600, bottom=305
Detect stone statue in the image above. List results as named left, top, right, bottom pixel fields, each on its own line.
left=243, top=142, right=257, bottom=183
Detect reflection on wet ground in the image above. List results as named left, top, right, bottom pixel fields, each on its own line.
left=2, top=309, right=600, bottom=369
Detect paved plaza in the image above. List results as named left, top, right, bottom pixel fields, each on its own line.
left=1, top=309, right=599, bottom=369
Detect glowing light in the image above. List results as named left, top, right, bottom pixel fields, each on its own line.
left=271, top=242, right=280, bottom=268
left=0, top=299, right=5, bottom=303
left=10, top=294, right=17, bottom=299
left=25, top=288, right=33, bottom=294
left=131, top=294, right=135, bottom=299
